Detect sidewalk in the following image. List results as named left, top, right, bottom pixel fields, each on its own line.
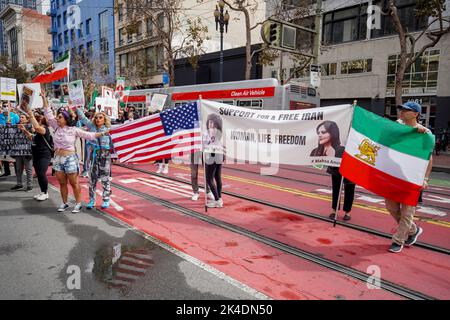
left=433, top=151, right=450, bottom=173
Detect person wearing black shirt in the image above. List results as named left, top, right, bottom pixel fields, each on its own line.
left=27, top=110, right=53, bottom=201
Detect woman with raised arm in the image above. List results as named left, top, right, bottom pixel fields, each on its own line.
left=42, top=89, right=108, bottom=213
left=75, top=106, right=112, bottom=209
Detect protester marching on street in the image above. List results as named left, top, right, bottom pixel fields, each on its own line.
left=190, top=151, right=214, bottom=201
left=76, top=106, right=113, bottom=209
left=12, top=114, right=33, bottom=192
left=25, top=109, right=54, bottom=201
left=0, top=101, right=20, bottom=177
left=386, top=101, right=433, bottom=253
left=203, top=113, right=224, bottom=208
left=42, top=89, right=108, bottom=213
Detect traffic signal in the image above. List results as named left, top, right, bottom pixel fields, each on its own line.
left=269, top=23, right=281, bottom=46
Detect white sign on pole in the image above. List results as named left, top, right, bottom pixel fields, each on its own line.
left=149, top=93, right=167, bottom=113
left=95, top=97, right=119, bottom=120
left=68, top=80, right=85, bottom=107
left=0, top=77, right=17, bottom=101
left=310, top=64, right=321, bottom=88
left=17, top=83, right=43, bottom=110
left=102, top=86, right=115, bottom=99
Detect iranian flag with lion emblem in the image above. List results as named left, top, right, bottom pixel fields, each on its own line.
left=340, top=106, right=434, bottom=206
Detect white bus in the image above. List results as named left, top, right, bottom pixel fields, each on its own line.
left=124, top=79, right=320, bottom=117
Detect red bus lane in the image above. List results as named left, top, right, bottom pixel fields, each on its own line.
left=111, top=164, right=450, bottom=299
left=47, top=175, right=401, bottom=300
left=146, top=163, right=450, bottom=250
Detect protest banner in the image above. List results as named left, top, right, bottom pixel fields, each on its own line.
left=68, top=80, right=85, bottom=107
left=17, top=83, right=43, bottom=112
left=0, top=77, right=17, bottom=101
left=200, top=100, right=354, bottom=167
left=0, top=124, right=32, bottom=156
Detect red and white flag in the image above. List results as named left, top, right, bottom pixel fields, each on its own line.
left=32, top=53, right=70, bottom=84
left=110, top=102, right=201, bottom=163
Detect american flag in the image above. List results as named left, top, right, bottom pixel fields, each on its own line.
left=110, top=102, right=201, bottom=163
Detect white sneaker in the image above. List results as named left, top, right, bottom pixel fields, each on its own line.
left=217, top=198, right=223, bottom=208
left=191, top=193, right=199, bottom=201
left=57, top=203, right=69, bottom=212
left=162, top=164, right=169, bottom=174
left=72, top=203, right=83, bottom=213
left=207, top=192, right=215, bottom=200
left=34, top=193, right=41, bottom=199
left=206, top=200, right=218, bottom=208
left=36, top=193, right=49, bottom=201
left=156, top=164, right=163, bottom=174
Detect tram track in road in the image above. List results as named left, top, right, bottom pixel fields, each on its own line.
left=108, top=178, right=436, bottom=300
left=221, top=164, right=450, bottom=211
left=115, top=164, right=450, bottom=256
left=232, top=164, right=450, bottom=198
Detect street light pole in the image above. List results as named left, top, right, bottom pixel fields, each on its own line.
left=214, top=1, right=229, bottom=83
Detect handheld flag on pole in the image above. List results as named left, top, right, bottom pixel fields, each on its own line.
left=32, top=53, right=70, bottom=84
left=340, top=106, right=435, bottom=206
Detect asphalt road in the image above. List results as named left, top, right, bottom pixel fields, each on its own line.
left=0, top=175, right=264, bottom=300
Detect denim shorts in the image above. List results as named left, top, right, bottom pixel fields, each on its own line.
left=53, top=154, right=80, bottom=174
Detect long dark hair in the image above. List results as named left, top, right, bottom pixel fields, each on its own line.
left=312, top=121, right=341, bottom=156
left=57, top=107, right=75, bottom=127
left=206, top=113, right=223, bottom=141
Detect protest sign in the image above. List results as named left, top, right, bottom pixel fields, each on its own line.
left=17, top=83, right=43, bottom=112
left=0, top=124, right=32, bottom=156
left=69, top=80, right=85, bottom=107
left=95, top=97, right=119, bottom=120
left=115, top=77, right=125, bottom=100
left=149, top=93, right=167, bottom=113
left=102, top=86, right=115, bottom=99
left=0, top=77, right=17, bottom=101
left=60, top=83, right=69, bottom=101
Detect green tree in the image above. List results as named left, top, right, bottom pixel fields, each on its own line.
left=0, top=55, right=29, bottom=83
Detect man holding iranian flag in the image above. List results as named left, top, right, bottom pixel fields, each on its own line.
left=340, top=102, right=434, bottom=253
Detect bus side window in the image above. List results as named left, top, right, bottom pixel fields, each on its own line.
left=237, top=100, right=263, bottom=109
left=221, top=100, right=234, bottom=105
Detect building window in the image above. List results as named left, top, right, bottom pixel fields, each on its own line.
left=119, top=28, right=124, bottom=46
left=63, top=11, right=66, bottom=26
left=70, top=29, right=75, bottom=42
left=78, top=22, right=83, bottom=38
left=9, top=28, right=18, bottom=66
left=58, top=33, right=63, bottom=46
left=57, top=15, right=61, bottom=28
left=323, top=4, right=368, bottom=45
left=64, top=30, right=68, bottom=43
left=118, top=4, right=123, bottom=21
left=120, top=53, right=128, bottom=75
left=86, top=41, right=93, bottom=57
left=341, top=58, right=372, bottom=74
left=321, top=63, right=337, bottom=76
left=86, top=19, right=91, bottom=35
left=137, top=21, right=143, bottom=40
left=372, top=0, right=428, bottom=38
left=386, top=50, right=440, bottom=95
left=99, top=11, right=109, bottom=73
left=146, top=18, right=153, bottom=37
left=157, top=13, right=164, bottom=30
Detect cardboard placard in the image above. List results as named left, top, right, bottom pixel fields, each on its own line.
left=0, top=77, right=17, bottom=101
left=102, top=86, right=115, bottom=99
left=149, top=93, right=167, bottom=113
left=95, top=97, right=119, bottom=120
left=60, top=83, right=69, bottom=101
left=68, top=80, right=85, bottom=107
left=0, top=124, right=32, bottom=156
left=115, top=77, right=125, bottom=100
left=17, top=83, right=43, bottom=112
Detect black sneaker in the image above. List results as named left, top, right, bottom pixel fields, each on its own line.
left=343, top=213, right=351, bottom=221
left=25, top=186, right=33, bottom=192
left=329, top=213, right=336, bottom=219
left=405, top=227, right=423, bottom=247
left=388, top=242, right=403, bottom=253
left=11, top=185, right=23, bottom=191
left=0, top=173, right=11, bottom=178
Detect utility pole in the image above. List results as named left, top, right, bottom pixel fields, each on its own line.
left=313, top=0, right=323, bottom=65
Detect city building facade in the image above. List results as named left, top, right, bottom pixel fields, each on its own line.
left=0, top=4, right=51, bottom=71
left=0, top=0, right=37, bottom=55
left=48, top=0, right=115, bottom=82
left=115, top=0, right=267, bottom=88
left=264, top=0, right=450, bottom=131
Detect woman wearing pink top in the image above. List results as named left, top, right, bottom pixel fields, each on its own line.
left=42, top=90, right=108, bottom=213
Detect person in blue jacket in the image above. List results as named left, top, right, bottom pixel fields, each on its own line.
left=76, top=107, right=112, bottom=209
left=1, top=101, right=20, bottom=177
